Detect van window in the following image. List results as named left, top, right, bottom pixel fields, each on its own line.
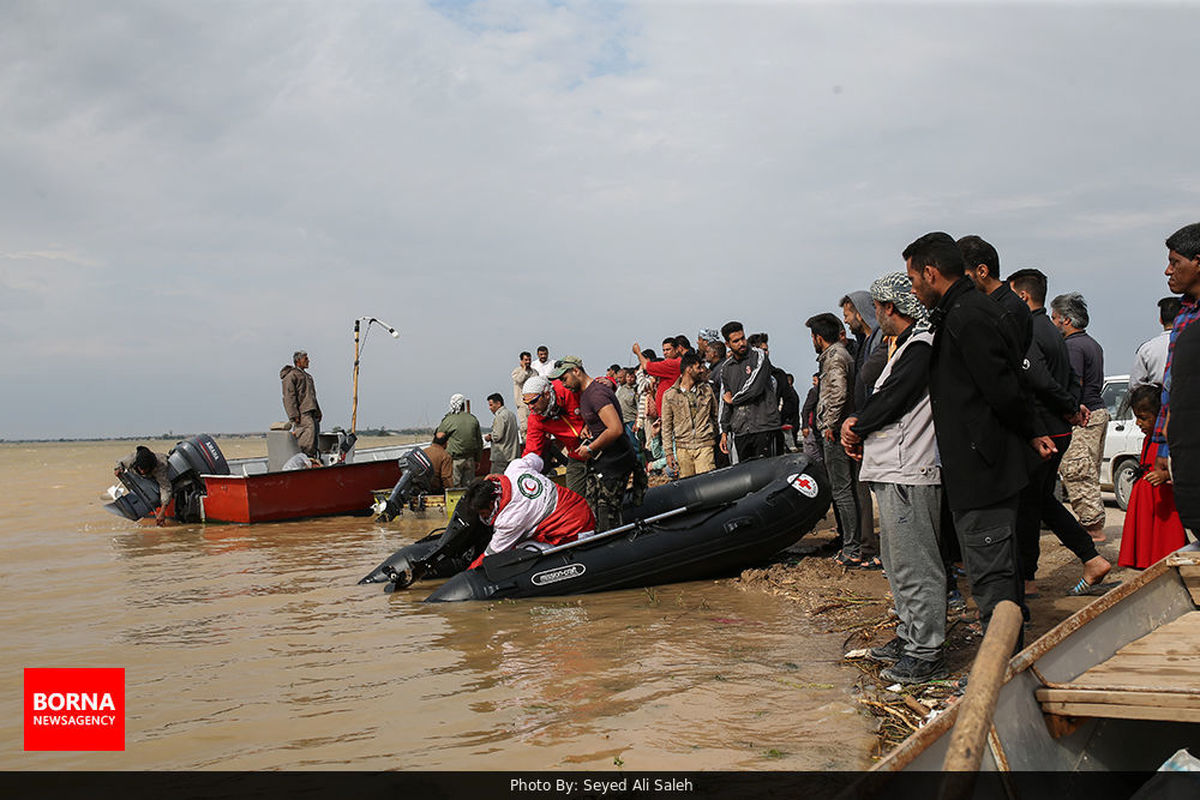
left=1102, top=381, right=1130, bottom=420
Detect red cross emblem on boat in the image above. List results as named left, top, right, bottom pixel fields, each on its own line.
left=788, top=473, right=818, bottom=498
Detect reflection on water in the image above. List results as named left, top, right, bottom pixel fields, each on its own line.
left=1, top=439, right=874, bottom=770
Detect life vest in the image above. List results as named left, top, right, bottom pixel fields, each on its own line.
left=469, top=453, right=596, bottom=569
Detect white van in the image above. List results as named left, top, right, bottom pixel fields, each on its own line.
left=1099, top=374, right=1146, bottom=511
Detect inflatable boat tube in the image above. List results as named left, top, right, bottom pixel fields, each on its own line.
left=423, top=452, right=829, bottom=602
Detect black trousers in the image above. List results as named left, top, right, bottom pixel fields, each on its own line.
left=1015, top=433, right=1100, bottom=582
left=953, top=494, right=1023, bottom=650
left=734, top=430, right=783, bottom=462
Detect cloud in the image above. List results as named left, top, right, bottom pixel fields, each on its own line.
left=0, top=1, right=1197, bottom=438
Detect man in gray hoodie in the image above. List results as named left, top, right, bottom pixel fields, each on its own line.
left=842, top=291, right=885, bottom=566
left=281, top=350, right=322, bottom=458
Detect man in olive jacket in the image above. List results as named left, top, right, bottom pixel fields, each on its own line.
left=281, top=350, right=322, bottom=458
left=437, top=393, right=483, bottom=487
left=904, top=232, right=1053, bottom=641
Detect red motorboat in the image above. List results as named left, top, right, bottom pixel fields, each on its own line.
left=106, top=432, right=492, bottom=524
left=105, top=433, right=416, bottom=524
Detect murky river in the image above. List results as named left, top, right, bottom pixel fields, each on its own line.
left=2, top=439, right=875, bottom=770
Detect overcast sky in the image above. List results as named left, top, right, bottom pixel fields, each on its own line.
left=2, top=1, right=1196, bottom=440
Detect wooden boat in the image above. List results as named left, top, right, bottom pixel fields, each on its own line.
left=873, top=548, right=1200, bottom=772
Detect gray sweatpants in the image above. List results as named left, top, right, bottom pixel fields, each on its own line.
left=872, top=482, right=946, bottom=661
left=823, top=435, right=861, bottom=558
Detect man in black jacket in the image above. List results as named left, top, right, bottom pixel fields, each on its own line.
left=718, top=321, right=783, bottom=461
left=1008, top=269, right=1111, bottom=597
left=904, top=232, right=1054, bottom=638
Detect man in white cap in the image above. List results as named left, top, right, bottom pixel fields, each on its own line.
left=437, top=394, right=483, bottom=487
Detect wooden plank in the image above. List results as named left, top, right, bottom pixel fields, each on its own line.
left=1042, top=701, right=1200, bottom=723
left=1072, top=661, right=1200, bottom=691
left=1090, top=653, right=1200, bottom=669
left=1180, top=565, right=1200, bottom=605
left=1117, top=635, right=1200, bottom=657
left=1037, top=688, right=1200, bottom=709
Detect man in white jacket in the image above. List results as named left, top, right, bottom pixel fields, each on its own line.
left=841, top=272, right=946, bottom=685
left=460, top=452, right=596, bottom=567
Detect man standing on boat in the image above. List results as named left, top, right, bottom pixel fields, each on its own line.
left=551, top=356, right=640, bottom=532
left=281, top=350, right=322, bottom=459
left=904, top=232, right=1052, bottom=643
left=841, top=272, right=946, bottom=684
left=437, top=394, right=483, bottom=487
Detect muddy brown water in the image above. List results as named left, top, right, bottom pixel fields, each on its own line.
left=2, top=439, right=875, bottom=770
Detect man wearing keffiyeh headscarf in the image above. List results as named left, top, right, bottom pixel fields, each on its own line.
left=839, top=271, right=948, bottom=684
left=437, top=393, right=483, bottom=487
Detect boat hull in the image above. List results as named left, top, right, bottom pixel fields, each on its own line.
left=200, top=460, right=402, bottom=523
left=423, top=453, right=830, bottom=601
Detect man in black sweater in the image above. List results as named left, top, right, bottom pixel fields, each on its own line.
left=904, top=232, right=1053, bottom=639
left=1008, top=269, right=1111, bottom=597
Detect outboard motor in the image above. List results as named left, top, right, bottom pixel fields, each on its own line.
left=375, top=500, right=490, bottom=588
left=336, top=430, right=357, bottom=462
left=107, top=434, right=230, bottom=522
left=375, top=447, right=434, bottom=522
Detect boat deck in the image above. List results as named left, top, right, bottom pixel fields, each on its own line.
left=1036, top=563, right=1200, bottom=725
left=872, top=552, right=1200, bottom=772
left=1037, top=607, right=1200, bottom=723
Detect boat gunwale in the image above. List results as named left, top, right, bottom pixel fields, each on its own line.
left=871, top=551, right=1200, bottom=772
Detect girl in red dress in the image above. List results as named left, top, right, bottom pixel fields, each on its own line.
left=1118, top=385, right=1187, bottom=569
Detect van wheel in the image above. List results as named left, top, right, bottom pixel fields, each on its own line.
left=1113, top=458, right=1139, bottom=512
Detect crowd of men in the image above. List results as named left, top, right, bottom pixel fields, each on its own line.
left=274, top=222, right=1200, bottom=684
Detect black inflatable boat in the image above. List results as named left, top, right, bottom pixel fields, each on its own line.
left=361, top=452, right=829, bottom=602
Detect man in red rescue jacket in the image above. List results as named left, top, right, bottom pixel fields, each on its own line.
left=521, top=374, right=589, bottom=495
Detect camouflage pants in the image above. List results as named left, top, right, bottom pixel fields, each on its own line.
left=584, top=462, right=635, bottom=533
left=1059, top=407, right=1109, bottom=528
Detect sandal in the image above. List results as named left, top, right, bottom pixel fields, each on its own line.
left=833, top=552, right=863, bottom=568
left=1067, top=578, right=1119, bottom=597
left=859, top=557, right=883, bottom=571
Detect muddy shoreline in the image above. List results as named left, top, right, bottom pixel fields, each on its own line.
left=731, top=503, right=1132, bottom=761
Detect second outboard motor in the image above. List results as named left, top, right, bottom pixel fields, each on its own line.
left=376, top=448, right=435, bottom=522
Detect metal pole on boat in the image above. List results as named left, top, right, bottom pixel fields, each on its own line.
left=351, top=317, right=401, bottom=435
left=352, top=319, right=362, bottom=434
